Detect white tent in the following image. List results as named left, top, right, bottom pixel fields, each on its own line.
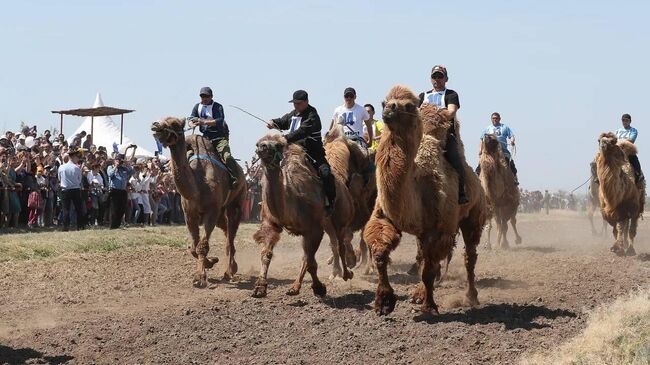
left=67, top=93, right=157, bottom=157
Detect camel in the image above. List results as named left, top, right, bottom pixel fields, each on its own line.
left=324, top=126, right=378, bottom=275
left=363, top=86, right=487, bottom=315
left=251, top=134, right=354, bottom=298
left=595, top=132, right=645, bottom=256
left=479, top=133, right=522, bottom=249
left=151, top=117, right=245, bottom=287
left=587, top=162, right=607, bottom=236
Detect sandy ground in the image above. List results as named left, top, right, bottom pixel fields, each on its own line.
left=1, top=211, right=649, bottom=365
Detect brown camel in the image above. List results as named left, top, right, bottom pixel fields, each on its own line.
left=324, top=126, right=378, bottom=275
left=587, top=162, right=607, bottom=236
left=252, top=134, right=354, bottom=298
left=595, top=132, right=645, bottom=256
left=151, top=117, right=245, bottom=287
left=363, top=86, right=487, bottom=315
left=479, top=133, right=522, bottom=249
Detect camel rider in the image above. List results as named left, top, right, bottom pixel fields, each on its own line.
left=615, top=113, right=644, bottom=184
left=476, top=112, right=519, bottom=185
left=330, top=87, right=373, bottom=149
left=267, top=90, right=336, bottom=216
left=418, top=65, right=468, bottom=204
left=188, top=86, right=238, bottom=187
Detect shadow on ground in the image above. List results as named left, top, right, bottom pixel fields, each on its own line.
left=512, top=246, right=558, bottom=254
left=413, top=303, right=576, bottom=330
left=0, top=345, right=73, bottom=365
left=476, top=276, right=529, bottom=290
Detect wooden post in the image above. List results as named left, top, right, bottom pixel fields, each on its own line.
left=91, top=116, right=94, bottom=139
left=120, top=114, right=124, bottom=144
left=59, top=113, right=63, bottom=135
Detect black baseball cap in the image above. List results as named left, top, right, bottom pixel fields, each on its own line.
left=199, top=87, right=213, bottom=97
left=343, top=87, right=356, bottom=97
left=431, top=65, right=448, bottom=77
left=288, top=90, right=308, bottom=103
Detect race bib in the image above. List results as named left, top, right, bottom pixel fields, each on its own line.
left=289, top=116, right=302, bottom=132
left=341, top=112, right=359, bottom=137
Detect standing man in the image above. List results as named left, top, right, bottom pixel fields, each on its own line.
left=188, top=86, right=238, bottom=187
left=543, top=190, right=551, bottom=215
left=418, top=65, right=468, bottom=204
left=478, top=112, right=519, bottom=185
left=331, top=87, right=373, bottom=147
left=364, top=103, right=384, bottom=151
left=267, top=90, right=336, bottom=215
left=57, top=148, right=85, bottom=231
left=107, top=154, right=133, bottom=229
left=615, top=113, right=643, bottom=183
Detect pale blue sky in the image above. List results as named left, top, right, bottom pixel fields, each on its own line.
left=1, top=0, right=648, bottom=191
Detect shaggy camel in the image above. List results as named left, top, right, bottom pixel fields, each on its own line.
left=252, top=134, right=354, bottom=298
left=595, top=132, right=645, bottom=256
left=324, top=126, right=378, bottom=275
left=479, top=133, right=522, bottom=249
left=364, top=86, right=487, bottom=315
left=151, top=117, right=245, bottom=287
left=587, top=162, right=607, bottom=236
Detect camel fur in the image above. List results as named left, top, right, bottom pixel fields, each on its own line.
left=479, top=133, right=522, bottom=249
left=251, top=134, right=354, bottom=298
left=363, top=86, right=487, bottom=315
left=324, top=126, right=378, bottom=275
left=151, top=117, right=245, bottom=287
left=595, top=132, right=645, bottom=256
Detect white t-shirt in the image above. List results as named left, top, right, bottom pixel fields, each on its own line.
left=333, top=103, right=369, bottom=139
left=422, top=89, right=447, bottom=108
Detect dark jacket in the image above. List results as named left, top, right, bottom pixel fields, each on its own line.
left=272, top=105, right=326, bottom=164
left=191, top=102, right=229, bottom=140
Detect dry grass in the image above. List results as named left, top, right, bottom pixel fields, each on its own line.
left=0, top=223, right=261, bottom=262
left=520, top=288, right=650, bottom=365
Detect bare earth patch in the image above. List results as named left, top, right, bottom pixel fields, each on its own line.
left=1, top=211, right=649, bottom=364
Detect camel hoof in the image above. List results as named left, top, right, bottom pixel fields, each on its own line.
left=407, top=263, right=419, bottom=276
left=229, top=261, right=238, bottom=276
left=610, top=245, right=625, bottom=257
left=343, top=270, right=354, bottom=281
left=223, top=271, right=237, bottom=282
left=515, top=237, right=522, bottom=245
left=362, top=266, right=374, bottom=276
left=411, top=285, right=425, bottom=304
left=626, top=246, right=637, bottom=256
left=205, top=256, right=219, bottom=269
left=466, top=289, right=480, bottom=307
left=187, top=248, right=198, bottom=258
left=252, top=284, right=268, bottom=298
left=345, top=252, right=357, bottom=269
left=312, top=282, right=327, bottom=297
left=420, top=303, right=440, bottom=316
left=192, top=273, right=207, bottom=288
left=286, top=286, right=301, bottom=296
left=375, top=290, right=397, bottom=316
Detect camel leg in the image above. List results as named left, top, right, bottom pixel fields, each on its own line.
left=411, top=239, right=426, bottom=304
left=336, top=228, right=354, bottom=281
left=288, top=230, right=326, bottom=297
left=194, top=213, right=220, bottom=287
left=485, top=219, right=493, bottom=249
left=419, top=236, right=441, bottom=315
left=498, top=216, right=509, bottom=249
left=223, top=204, right=241, bottom=281
left=611, top=221, right=626, bottom=256
left=510, top=215, right=522, bottom=245
left=627, top=217, right=638, bottom=256
left=407, top=237, right=423, bottom=276
left=358, top=232, right=375, bottom=275
left=252, top=220, right=281, bottom=298
left=364, top=208, right=401, bottom=315
left=324, top=222, right=343, bottom=280
left=460, top=224, right=481, bottom=307
left=344, top=230, right=357, bottom=269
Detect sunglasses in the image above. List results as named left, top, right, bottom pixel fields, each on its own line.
left=431, top=73, right=445, bottom=80
left=344, top=94, right=355, bottom=99
left=200, top=94, right=211, bottom=98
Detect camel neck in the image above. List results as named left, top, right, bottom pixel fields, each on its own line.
left=261, top=166, right=285, bottom=217
left=169, top=138, right=199, bottom=200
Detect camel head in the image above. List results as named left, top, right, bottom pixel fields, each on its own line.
left=482, top=133, right=501, bottom=154
left=255, top=134, right=287, bottom=168
left=598, top=132, right=619, bottom=156
left=151, top=117, right=186, bottom=147
left=381, top=85, right=420, bottom=134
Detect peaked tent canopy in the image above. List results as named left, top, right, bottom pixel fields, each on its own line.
left=53, top=93, right=156, bottom=157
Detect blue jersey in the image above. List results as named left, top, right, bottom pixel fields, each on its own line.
left=482, top=124, right=514, bottom=158
left=615, top=127, right=638, bottom=143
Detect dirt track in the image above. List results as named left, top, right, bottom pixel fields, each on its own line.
left=1, top=212, right=649, bottom=365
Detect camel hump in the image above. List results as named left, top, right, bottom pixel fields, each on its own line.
left=618, top=139, right=638, bottom=156
left=325, top=124, right=345, bottom=144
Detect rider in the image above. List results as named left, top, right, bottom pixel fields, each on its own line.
left=418, top=65, right=468, bottom=204
left=189, top=86, right=238, bottom=187
left=615, top=113, right=643, bottom=184
left=477, top=112, right=519, bottom=185
left=267, top=90, right=336, bottom=215
left=331, top=87, right=373, bottom=148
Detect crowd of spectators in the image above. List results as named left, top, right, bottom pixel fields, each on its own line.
left=0, top=125, right=186, bottom=231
